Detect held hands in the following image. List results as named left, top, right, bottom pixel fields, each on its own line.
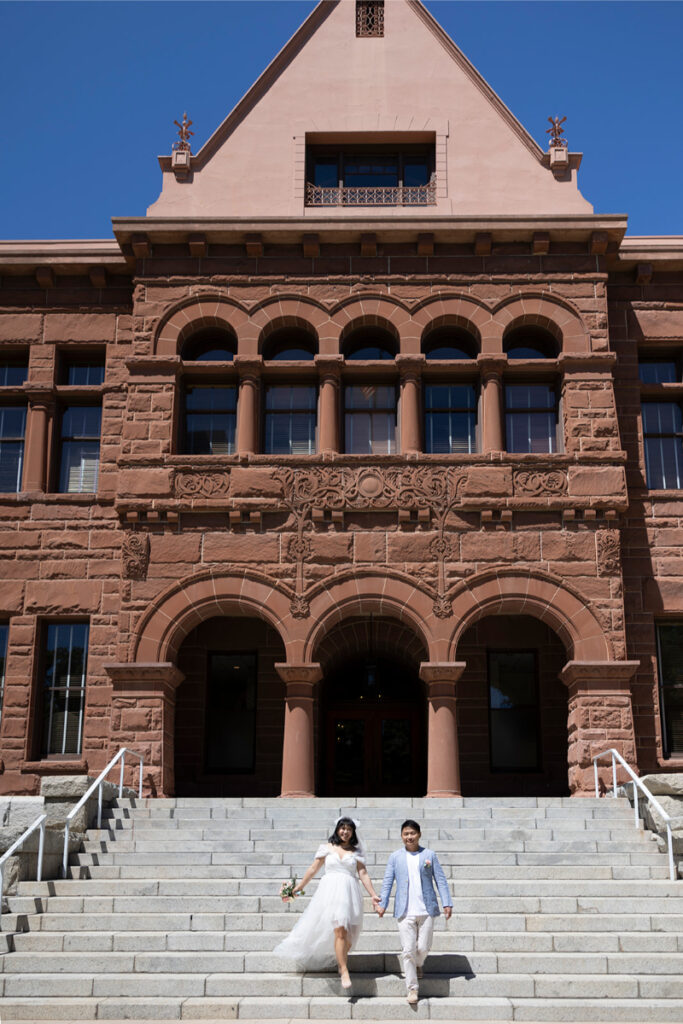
left=371, top=895, right=385, bottom=916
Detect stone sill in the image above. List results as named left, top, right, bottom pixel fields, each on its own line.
left=21, top=760, right=88, bottom=775
left=117, top=451, right=629, bottom=469
left=0, top=493, right=115, bottom=506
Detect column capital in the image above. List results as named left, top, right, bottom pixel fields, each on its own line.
left=275, top=662, right=323, bottom=687
left=560, top=660, right=639, bottom=692
left=315, top=355, right=344, bottom=383
left=477, top=355, right=507, bottom=380
left=420, top=662, right=467, bottom=686
left=396, top=354, right=426, bottom=381
left=105, top=661, right=185, bottom=696
left=234, top=356, right=263, bottom=381
left=24, top=386, right=55, bottom=409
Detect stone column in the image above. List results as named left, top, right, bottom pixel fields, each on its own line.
left=560, top=660, right=640, bottom=796
left=23, top=389, right=54, bottom=491
left=105, top=663, right=185, bottom=797
left=315, top=356, right=343, bottom=454
left=420, top=662, right=466, bottom=797
left=275, top=662, right=322, bottom=798
left=478, top=357, right=506, bottom=453
left=397, top=355, right=425, bottom=454
left=235, top=357, right=262, bottom=456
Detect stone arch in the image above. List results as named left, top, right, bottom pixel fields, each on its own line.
left=493, top=293, right=590, bottom=354
left=132, top=568, right=293, bottom=663
left=412, top=294, right=492, bottom=351
left=248, top=296, right=330, bottom=357
left=299, top=568, right=438, bottom=664
left=155, top=295, right=252, bottom=357
left=330, top=296, right=414, bottom=353
left=447, top=567, right=612, bottom=663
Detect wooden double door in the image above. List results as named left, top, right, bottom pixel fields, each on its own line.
left=323, top=656, right=426, bottom=796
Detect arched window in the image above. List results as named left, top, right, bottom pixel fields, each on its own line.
left=262, top=327, right=316, bottom=361
left=181, top=327, right=236, bottom=362
left=422, top=326, right=478, bottom=360
left=343, top=327, right=398, bottom=361
left=504, top=326, right=558, bottom=360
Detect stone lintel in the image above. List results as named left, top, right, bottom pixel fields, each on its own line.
left=125, top=356, right=182, bottom=378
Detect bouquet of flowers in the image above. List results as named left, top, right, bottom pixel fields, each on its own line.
left=280, top=876, right=304, bottom=903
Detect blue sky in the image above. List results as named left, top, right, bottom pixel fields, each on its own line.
left=1, top=0, right=681, bottom=239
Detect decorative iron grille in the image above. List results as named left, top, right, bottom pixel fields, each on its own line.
left=305, top=178, right=436, bottom=207
left=356, top=1, right=384, bottom=37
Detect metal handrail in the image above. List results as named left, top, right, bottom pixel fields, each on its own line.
left=0, top=814, right=46, bottom=931
left=593, top=747, right=676, bottom=882
left=62, top=747, right=143, bottom=878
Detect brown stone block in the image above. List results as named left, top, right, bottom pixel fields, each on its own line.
left=150, top=534, right=201, bottom=563
left=40, top=559, right=88, bottom=579
left=387, top=532, right=439, bottom=562
left=0, top=582, right=24, bottom=613
left=630, top=308, right=683, bottom=339
left=541, top=532, right=596, bottom=562
left=567, top=466, right=626, bottom=497
left=229, top=468, right=283, bottom=498
left=354, top=533, right=386, bottom=563
left=0, top=313, right=42, bottom=340
left=461, top=467, right=512, bottom=497
left=89, top=530, right=123, bottom=551
left=44, top=313, right=117, bottom=342
left=655, top=559, right=683, bottom=576
left=118, top=469, right=171, bottom=497
left=42, top=531, right=88, bottom=550
left=25, top=580, right=102, bottom=613
left=0, top=531, right=40, bottom=549
left=1, top=561, right=40, bottom=579
left=202, top=533, right=279, bottom=563
left=461, top=532, right=540, bottom=562
left=309, top=533, right=352, bottom=564
left=652, top=528, right=683, bottom=547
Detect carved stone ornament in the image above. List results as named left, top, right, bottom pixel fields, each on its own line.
left=597, top=529, right=622, bottom=577
left=514, top=470, right=567, bottom=496
left=290, top=595, right=311, bottom=619
left=174, top=471, right=231, bottom=498
left=274, top=466, right=466, bottom=620
left=122, top=532, right=150, bottom=581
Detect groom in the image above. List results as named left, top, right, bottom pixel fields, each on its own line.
left=377, top=819, right=452, bottom=1005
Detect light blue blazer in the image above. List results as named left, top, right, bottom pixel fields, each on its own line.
left=379, top=846, right=453, bottom=919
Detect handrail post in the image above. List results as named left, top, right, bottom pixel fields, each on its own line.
left=37, top=819, right=46, bottom=883
left=612, top=751, right=618, bottom=797
left=594, top=758, right=599, bottom=797
left=97, top=780, right=103, bottom=830
left=138, top=758, right=143, bottom=799
left=62, top=822, right=70, bottom=879
left=666, top=822, right=675, bottom=882
left=0, top=865, right=4, bottom=929
left=633, top=780, right=639, bottom=828
left=119, top=752, right=125, bottom=798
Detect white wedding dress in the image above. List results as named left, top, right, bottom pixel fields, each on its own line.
left=273, top=843, right=365, bottom=971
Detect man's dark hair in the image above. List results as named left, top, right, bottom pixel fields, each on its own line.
left=401, top=819, right=421, bottom=834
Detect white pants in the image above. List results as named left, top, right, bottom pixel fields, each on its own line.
left=397, top=915, right=434, bottom=992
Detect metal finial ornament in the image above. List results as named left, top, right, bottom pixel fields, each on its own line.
left=546, top=116, right=568, bottom=149
left=173, top=113, right=194, bottom=153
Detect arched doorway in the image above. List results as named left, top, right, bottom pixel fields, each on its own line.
left=316, top=617, right=427, bottom=796
left=174, top=615, right=286, bottom=796
left=456, top=614, right=569, bottom=796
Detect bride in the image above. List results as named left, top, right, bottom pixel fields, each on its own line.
left=273, top=816, right=381, bottom=989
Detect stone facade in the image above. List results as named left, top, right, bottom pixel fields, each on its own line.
left=0, top=0, right=681, bottom=800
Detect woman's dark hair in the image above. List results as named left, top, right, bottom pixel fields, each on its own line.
left=401, top=819, right=422, bottom=834
left=328, top=816, right=359, bottom=848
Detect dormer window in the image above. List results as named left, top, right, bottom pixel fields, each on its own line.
left=306, top=144, right=435, bottom=207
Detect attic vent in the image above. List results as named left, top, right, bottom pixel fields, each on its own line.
left=356, top=1, right=384, bottom=37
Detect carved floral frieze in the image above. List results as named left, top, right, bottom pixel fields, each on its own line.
left=597, top=529, right=622, bottom=577
left=174, top=471, right=231, bottom=498
left=513, top=470, right=567, bottom=496
left=122, top=533, right=150, bottom=581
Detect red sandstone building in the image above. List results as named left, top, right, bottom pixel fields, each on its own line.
left=0, top=0, right=681, bottom=802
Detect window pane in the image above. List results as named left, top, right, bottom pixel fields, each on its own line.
left=265, top=386, right=316, bottom=411
left=205, top=654, right=257, bottom=772
left=59, top=440, right=100, bottom=492
left=426, top=346, right=472, bottom=360
left=489, top=652, right=539, bottom=771
left=0, top=623, right=7, bottom=729
left=639, top=361, right=678, bottom=384
left=265, top=412, right=316, bottom=455
left=313, top=159, right=338, bottom=187
left=0, top=406, right=26, bottom=493
left=62, top=406, right=101, bottom=439
left=506, top=411, right=556, bottom=454
left=403, top=160, right=429, bottom=186
left=346, top=385, right=395, bottom=410
left=42, top=622, right=88, bottom=757
left=642, top=402, right=683, bottom=434
left=657, top=625, right=683, bottom=756
left=65, top=362, right=105, bottom=386
left=184, top=387, right=236, bottom=455
left=0, top=362, right=28, bottom=386
left=505, top=384, right=555, bottom=410
left=425, top=384, right=475, bottom=410
left=644, top=437, right=683, bottom=490
left=344, top=154, right=398, bottom=186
